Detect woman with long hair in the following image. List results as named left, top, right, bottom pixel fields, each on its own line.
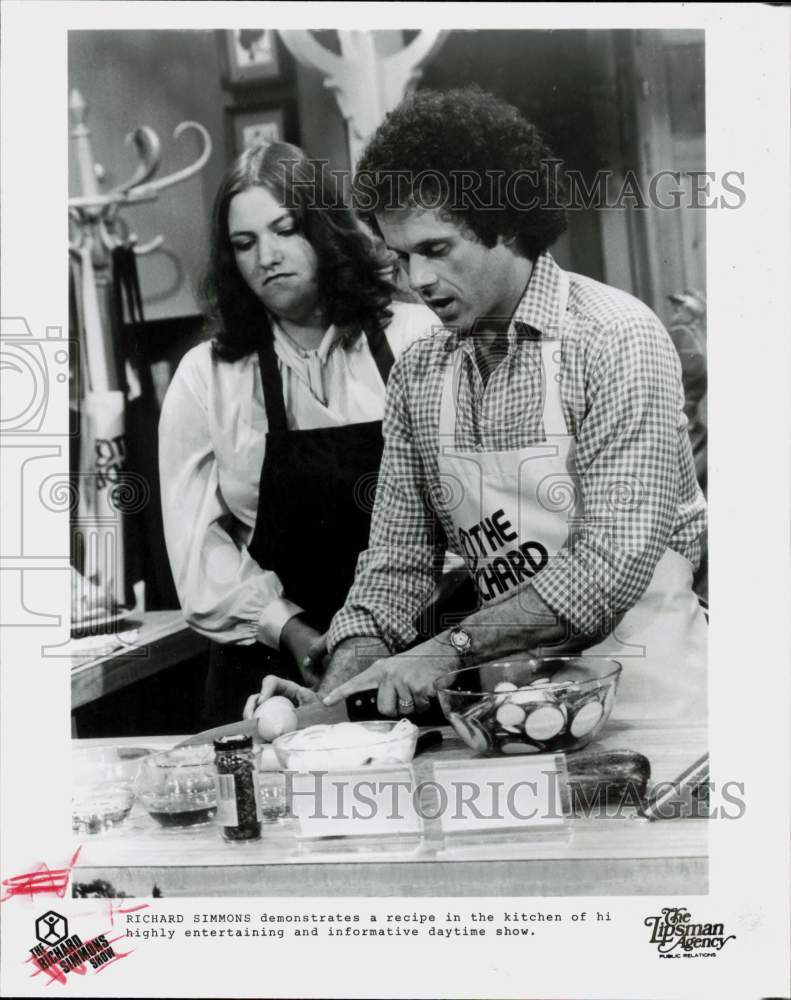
left=159, top=141, right=439, bottom=726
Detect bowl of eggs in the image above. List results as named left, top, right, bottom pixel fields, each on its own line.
left=436, top=657, right=622, bottom=756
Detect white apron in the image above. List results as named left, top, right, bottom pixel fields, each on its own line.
left=435, top=272, right=707, bottom=722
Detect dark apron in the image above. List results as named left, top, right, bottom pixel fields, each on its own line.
left=201, top=328, right=395, bottom=727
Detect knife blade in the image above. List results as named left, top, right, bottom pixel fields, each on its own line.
left=173, top=689, right=438, bottom=749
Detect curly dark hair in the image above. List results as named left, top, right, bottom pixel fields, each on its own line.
left=204, top=141, right=396, bottom=361
left=353, top=86, right=568, bottom=261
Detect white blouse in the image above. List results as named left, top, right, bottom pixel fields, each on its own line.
left=158, top=301, right=440, bottom=648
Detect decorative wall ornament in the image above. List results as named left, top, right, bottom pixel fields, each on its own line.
left=278, top=30, right=446, bottom=166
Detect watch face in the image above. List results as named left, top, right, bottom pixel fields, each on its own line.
left=450, top=628, right=472, bottom=654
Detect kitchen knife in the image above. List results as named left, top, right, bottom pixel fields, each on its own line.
left=173, top=688, right=439, bottom=749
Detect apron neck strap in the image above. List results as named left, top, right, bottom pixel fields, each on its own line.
left=438, top=349, right=464, bottom=441
left=541, top=268, right=570, bottom=438
left=257, top=323, right=396, bottom=431
left=362, top=325, right=395, bottom=386
left=257, top=335, right=288, bottom=431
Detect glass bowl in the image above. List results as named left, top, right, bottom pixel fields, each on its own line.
left=272, top=720, right=419, bottom=771
left=135, top=746, right=218, bottom=829
left=72, top=746, right=152, bottom=835
left=256, top=770, right=289, bottom=823
left=437, top=656, right=622, bottom=755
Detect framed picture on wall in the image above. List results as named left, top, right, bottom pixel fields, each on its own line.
left=228, top=103, right=298, bottom=158
left=222, top=29, right=282, bottom=84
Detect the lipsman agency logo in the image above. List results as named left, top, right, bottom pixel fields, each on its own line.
left=644, top=906, right=736, bottom=958
left=30, top=910, right=118, bottom=974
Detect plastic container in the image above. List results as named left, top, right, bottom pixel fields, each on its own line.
left=272, top=720, right=419, bottom=771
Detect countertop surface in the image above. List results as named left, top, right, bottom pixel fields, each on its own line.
left=71, top=717, right=708, bottom=897
left=70, top=610, right=209, bottom=711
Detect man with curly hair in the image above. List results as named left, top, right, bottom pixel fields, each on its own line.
left=249, top=87, right=707, bottom=725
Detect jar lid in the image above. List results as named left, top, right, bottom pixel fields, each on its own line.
left=213, top=734, right=253, bottom=751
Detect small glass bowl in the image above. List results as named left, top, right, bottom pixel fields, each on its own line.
left=437, top=656, right=622, bottom=756
left=257, top=771, right=288, bottom=823
left=135, top=747, right=218, bottom=830
left=272, top=720, right=419, bottom=771
left=72, top=747, right=151, bottom=836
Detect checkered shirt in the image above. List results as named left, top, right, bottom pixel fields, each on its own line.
left=328, top=252, right=707, bottom=653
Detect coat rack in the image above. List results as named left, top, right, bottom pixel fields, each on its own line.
left=68, top=88, right=212, bottom=392
left=68, top=89, right=212, bottom=621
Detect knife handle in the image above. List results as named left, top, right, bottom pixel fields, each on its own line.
left=345, top=689, right=381, bottom=721
left=345, top=690, right=448, bottom=727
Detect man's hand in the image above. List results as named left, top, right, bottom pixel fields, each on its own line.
left=322, top=647, right=458, bottom=717
left=242, top=674, right=320, bottom=721
left=317, top=636, right=391, bottom=697
left=280, top=615, right=327, bottom=685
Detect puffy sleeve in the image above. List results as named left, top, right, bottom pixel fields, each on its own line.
left=383, top=301, right=444, bottom=359
left=158, top=345, right=303, bottom=647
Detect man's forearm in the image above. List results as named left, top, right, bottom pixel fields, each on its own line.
left=462, top=585, right=576, bottom=660
left=317, top=636, right=391, bottom=697
left=426, top=585, right=598, bottom=666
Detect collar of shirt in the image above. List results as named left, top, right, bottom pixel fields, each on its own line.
left=442, top=251, right=564, bottom=357
left=271, top=318, right=343, bottom=364
left=270, top=319, right=346, bottom=405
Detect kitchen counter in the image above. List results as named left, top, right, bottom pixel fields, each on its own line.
left=70, top=611, right=209, bottom=730
left=71, top=717, right=707, bottom=898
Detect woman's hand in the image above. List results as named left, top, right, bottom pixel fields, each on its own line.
left=321, top=649, right=457, bottom=718
left=242, top=674, right=320, bottom=721
left=280, top=616, right=328, bottom=684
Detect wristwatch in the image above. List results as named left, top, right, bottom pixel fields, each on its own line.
left=447, top=626, right=474, bottom=662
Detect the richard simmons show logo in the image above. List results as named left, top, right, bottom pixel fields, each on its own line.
left=30, top=910, right=118, bottom=974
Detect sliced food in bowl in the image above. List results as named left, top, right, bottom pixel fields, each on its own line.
left=438, top=656, right=622, bottom=755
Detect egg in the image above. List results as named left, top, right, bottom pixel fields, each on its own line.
left=495, top=702, right=526, bottom=729
left=254, top=696, right=298, bottom=742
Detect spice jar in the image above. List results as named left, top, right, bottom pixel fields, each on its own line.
left=213, top=735, right=261, bottom=841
